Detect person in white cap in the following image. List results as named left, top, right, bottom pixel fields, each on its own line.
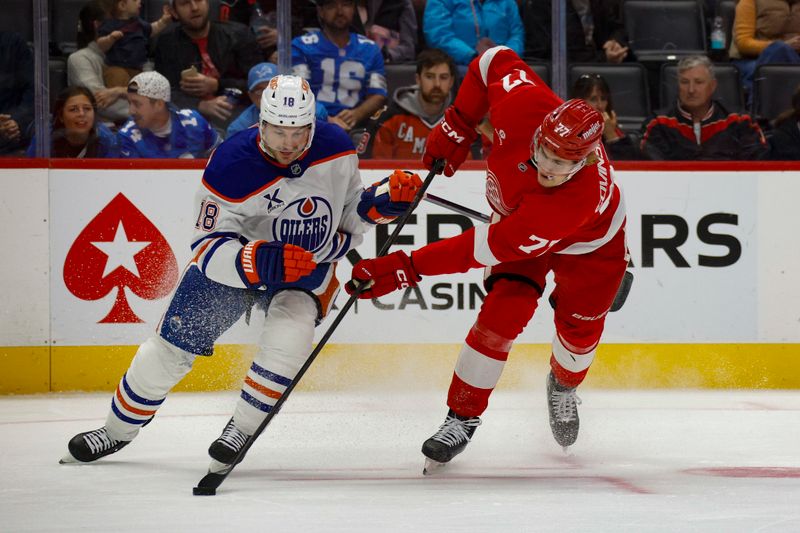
left=60, top=74, right=424, bottom=476
left=118, top=71, right=221, bottom=158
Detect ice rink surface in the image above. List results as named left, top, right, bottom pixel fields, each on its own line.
left=2, top=388, right=799, bottom=532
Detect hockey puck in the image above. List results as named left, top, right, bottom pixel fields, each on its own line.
left=193, top=486, right=216, bottom=496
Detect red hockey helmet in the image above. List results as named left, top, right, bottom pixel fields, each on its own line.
left=533, top=99, right=604, bottom=161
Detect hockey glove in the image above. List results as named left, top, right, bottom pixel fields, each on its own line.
left=236, top=241, right=316, bottom=288
left=357, top=169, right=424, bottom=224
left=422, top=106, right=477, bottom=177
left=345, top=250, right=421, bottom=299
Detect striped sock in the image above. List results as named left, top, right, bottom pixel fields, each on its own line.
left=234, top=362, right=292, bottom=434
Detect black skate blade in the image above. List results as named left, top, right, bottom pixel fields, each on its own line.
left=422, top=457, right=447, bottom=476
left=193, top=473, right=224, bottom=496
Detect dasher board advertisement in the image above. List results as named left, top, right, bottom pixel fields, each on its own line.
left=46, top=166, right=766, bottom=345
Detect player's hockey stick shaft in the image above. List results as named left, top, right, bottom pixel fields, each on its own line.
left=194, top=160, right=443, bottom=495
left=423, top=193, right=490, bottom=223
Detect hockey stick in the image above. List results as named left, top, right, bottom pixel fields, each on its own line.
left=423, top=193, right=490, bottom=223
left=193, top=161, right=443, bottom=495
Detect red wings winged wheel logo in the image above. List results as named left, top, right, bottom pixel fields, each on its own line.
left=64, top=193, right=179, bottom=323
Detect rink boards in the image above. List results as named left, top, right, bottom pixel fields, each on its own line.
left=1, top=159, right=799, bottom=393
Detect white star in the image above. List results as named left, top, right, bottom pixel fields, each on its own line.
left=91, top=222, right=151, bottom=278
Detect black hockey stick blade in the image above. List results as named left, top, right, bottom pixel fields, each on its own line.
left=609, top=270, right=634, bottom=312
left=193, top=479, right=221, bottom=496
left=192, top=160, right=443, bottom=495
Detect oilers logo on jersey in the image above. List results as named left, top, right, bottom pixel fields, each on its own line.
left=274, top=196, right=332, bottom=254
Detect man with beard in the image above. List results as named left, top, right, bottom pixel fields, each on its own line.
left=292, top=0, right=388, bottom=132
left=153, top=0, right=261, bottom=131
left=118, top=71, right=220, bottom=158
left=363, top=48, right=458, bottom=159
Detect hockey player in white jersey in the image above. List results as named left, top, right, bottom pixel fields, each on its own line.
left=60, top=75, right=423, bottom=470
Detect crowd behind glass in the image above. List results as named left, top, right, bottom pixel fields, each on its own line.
left=2, top=0, right=800, bottom=161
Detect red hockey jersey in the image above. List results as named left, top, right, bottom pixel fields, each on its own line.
left=413, top=47, right=625, bottom=277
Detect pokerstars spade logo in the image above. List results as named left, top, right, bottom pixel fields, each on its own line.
left=63, top=193, right=179, bottom=323
left=273, top=196, right=332, bottom=254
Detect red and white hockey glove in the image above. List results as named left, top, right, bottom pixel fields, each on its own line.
left=345, top=250, right=421, bottom=299
left=423, top=106, right=477, bottom=177
left=237, top=241, right=317, bottom=288
left=357, top=169, right=424, bottom=224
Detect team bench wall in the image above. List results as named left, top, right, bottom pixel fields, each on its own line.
left=1, top=159, right=799, bottom=394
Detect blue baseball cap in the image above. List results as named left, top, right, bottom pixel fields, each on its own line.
left=248, top=63, right=278, bottom=91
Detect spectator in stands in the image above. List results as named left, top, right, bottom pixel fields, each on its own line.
left=569, top=73, right=639, bottom=160
left=292, top=0, right=388, bottom=131
left=352, top=0, right=418, bottom=64
left=523, top=0, right=630, bottom=63
left=423, top=0, right=524, bottom=66
left=97, top=0, right=173, bottom=87
left=27, top=87, right=118, bottom=158
left=364, top=48, right=456, bottom=158
left=729, top=0, right=800, bottom=94
left=154, top=0, right=262, bottom=130
left=640, top=55, right=768, bottom=161
left=118, top=71, right=221, bottom=158
left=226, top=62, right=329, bottom=137
left=0, top=31, right=34, bottom=156
left=770, top=84, right=800, bottom=160
left=217, top=0, right=318, bottom=62
left=68, top=0, right=129, bottom=124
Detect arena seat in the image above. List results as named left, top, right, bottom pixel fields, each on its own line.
left=568, top=63, right=651, bottom=135
left=623, top=0, right=706, bottom=62
left=752, top=64, right=800, bottom=122
left=526, top=61, right=551, bottom=86
left=384, top=63, right=418, bottom=96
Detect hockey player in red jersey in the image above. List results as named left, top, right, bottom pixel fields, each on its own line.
left=346, top=46, right=628, bottom=471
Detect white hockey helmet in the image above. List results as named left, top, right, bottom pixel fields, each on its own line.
left=259, top=74, right=316, bottom=154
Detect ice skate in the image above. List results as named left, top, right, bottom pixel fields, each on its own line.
left=546, top=372, right=582, bottom=451
left=59, top=427, right=130, bottom=464
left=208, top=418, right=252, bottom=466
left=421, top=409, right=481, bottom=475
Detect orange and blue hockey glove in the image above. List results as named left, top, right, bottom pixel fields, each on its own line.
left=236, top=241, right=316, bottom=288
left=357, top=169, right=424, bottom=224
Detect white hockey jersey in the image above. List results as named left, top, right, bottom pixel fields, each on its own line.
left=190, top=122, right=372, bottom=294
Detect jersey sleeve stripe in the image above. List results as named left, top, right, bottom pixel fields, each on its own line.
left=333, top=232, right=352, bottom=260
left=473, top=223, right=500, bottom=266
left=557, top=187, right=625, bottom=255
left=200, top=236, right=236, bottom=274
left=478, top=46, right=511, bottom=86
left=191, top=231, right=241, bottom=251
left=321, top=232, right=341, bottom=263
